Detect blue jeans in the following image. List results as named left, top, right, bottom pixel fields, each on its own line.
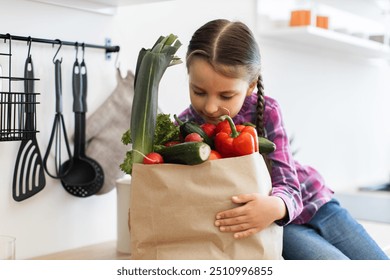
left=282, top=199, right=389, bottom=260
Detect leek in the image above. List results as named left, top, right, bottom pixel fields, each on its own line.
left=130, top=34, right=182, bottom=166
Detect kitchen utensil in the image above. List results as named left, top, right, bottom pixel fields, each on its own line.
left=12, top=55, right=46, bottom=201
left=43, top=58, right=72, bottom=179
left=60, top=56, right=104, bottom=197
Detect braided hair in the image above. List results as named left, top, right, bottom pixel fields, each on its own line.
left=256, top=74, right=265, bottom=137
left=186, top=19, right=265, bottom=137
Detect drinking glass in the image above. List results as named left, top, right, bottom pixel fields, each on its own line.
left=0, top=235, right=15, bottom=260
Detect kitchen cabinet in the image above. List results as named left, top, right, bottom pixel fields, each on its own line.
left=28, top=0, right=174, bottom=15
left=257, top=0, right=390, bottom=59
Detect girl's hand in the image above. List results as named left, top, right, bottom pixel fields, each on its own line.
left=214, top=193, right=286, bottom=239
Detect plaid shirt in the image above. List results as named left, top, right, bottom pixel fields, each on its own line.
left=178, top=93, right=334, bottom=225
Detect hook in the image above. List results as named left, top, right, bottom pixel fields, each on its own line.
left=75, top=42, right=79, bottom=61
left=52, top=39, right=63, bottom=63
left=4, top=33, right=11, bottom=43
left=114, top=49, right=120, bottom=69
left=81, top=43, right=85, bottom=61
left=27, top=36, right=32, bottom=58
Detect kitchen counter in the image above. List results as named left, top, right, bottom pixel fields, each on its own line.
left=30, top=220, right=389, bottom=260
left=335, top=190, right=390, bottom=224
left=31, top=241, right=131, bottom=260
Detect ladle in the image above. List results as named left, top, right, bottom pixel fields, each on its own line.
left=60, top=50, right=104, bottom=197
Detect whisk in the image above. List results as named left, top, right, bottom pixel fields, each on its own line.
left=43, top=57, right=72, bottom=179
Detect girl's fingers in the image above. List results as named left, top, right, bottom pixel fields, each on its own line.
left=231, top=193, right=256, bottom=204
left=233, top=228, right=258, bottom=239
left=215, top=221, right=259, bottom=239
left=215, top=215, right=245, bottom=227
left=216, top=206, right=246, bottom=220
left=216, top=193, right=256, bottom=219
left=217, top=222, right=250, bottom=233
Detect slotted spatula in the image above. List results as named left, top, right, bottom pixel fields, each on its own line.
left=12, top=55, right=46, bottom=201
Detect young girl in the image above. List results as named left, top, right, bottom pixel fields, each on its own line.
left=177, top=19, right=388, bottom=260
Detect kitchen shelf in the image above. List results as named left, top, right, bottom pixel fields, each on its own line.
left=259, top=26, right=390, bottom=59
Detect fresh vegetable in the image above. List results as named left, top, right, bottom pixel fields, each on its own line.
left=259, top=136, right=276, bottom=154
left=215, top=119, right=231, bottom=134
left=130, top=34, right=182, bottom=165
left=237, top=124, right=259, bottom=152
left=164, top=140, right=181, bottom=147
left=240, top=122, right=276, bottom=155
left=208, top=150, right=222, bottom=160
left=158, top=142, right=211, bottom=165
left=214, top=115, right=256, bottom=157
left=184, top=132, right=203, bottom=142
left=154, top=113, right=181, bottom=146
left=121, top=113, right=181, bottom=174
left=174, top=115, right=214, bottom=148
left=200, top=123, right=216, bottom=138
left=143, top=152, right=164, bottom=164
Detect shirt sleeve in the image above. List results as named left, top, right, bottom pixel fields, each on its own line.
left=265, top=101, right=303, bottom=225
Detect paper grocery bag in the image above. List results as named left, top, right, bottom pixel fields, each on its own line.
left=129, top=153, right=283, bottom=260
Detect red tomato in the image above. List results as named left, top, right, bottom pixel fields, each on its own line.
left=184, top=132, right=203, bottom=142
left=200, top=123, right=217, bottom=138
left=208, top=150, right=222, bottom=160
left=143, top=152, right=164, bottom=164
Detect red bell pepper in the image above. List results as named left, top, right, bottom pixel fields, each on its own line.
left=200, top=123, right=217, bottom=138
left=215, top=119, right=231, bottom=134
left=236, top=124, right=259, bottom=153
left=214, top=115, right=257, bottom=157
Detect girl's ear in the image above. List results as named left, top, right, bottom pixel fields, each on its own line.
left=246, top=79, right=257, bottom=96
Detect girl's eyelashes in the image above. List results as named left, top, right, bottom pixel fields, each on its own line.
left=193, top=91, right=206, bottom=96
left=220, top=95, right=233, bottom=100
left=193, top=91, right=233, bottom=100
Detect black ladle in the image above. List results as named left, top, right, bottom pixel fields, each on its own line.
left=60, top=55, right=104, bottom=197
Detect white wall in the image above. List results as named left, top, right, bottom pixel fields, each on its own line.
left=1, top=0, right=390, bottom=259
left=260, top=43, right=390, bottom=191
left=256, top=0, right=390, bottom=192
left=0, top=0, right=119, bottom=259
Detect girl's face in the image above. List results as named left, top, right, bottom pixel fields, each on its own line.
left=188, top=58, right=256, bottom=124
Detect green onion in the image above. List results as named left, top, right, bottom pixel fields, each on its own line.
left=130, top=34, right=182, bottom=166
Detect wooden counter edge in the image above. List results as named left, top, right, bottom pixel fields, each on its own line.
left=30, top=241, right=131, bottom=260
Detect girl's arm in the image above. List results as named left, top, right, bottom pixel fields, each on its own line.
left=265, top=99, right=302, bottom=225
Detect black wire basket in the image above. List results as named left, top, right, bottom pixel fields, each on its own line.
left=0, top=35, right=40, bottom=142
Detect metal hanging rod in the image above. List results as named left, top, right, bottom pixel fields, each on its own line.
left=0, top=33, right=120, bottom=53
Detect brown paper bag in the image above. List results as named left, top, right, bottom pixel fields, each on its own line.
left=129, top=153, right=283, bottom=260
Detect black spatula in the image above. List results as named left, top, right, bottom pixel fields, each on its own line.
left=12, top=55, right=46, bottom=201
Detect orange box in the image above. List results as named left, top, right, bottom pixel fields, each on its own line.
left=289, top=10, right=311, bottom=27
left=316, top=15, right=329, bottom=29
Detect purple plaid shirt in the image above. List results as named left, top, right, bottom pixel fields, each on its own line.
left=178, top=93, right=334, bottom=225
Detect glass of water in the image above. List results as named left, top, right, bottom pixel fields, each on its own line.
left=0, top=235, right=15, bottom=260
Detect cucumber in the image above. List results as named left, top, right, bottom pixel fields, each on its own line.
left=158, top=142, right=211, bottom=165
left=259, top=137, right=276, bottom=154
left=174, top=115, right=214, bottom=148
